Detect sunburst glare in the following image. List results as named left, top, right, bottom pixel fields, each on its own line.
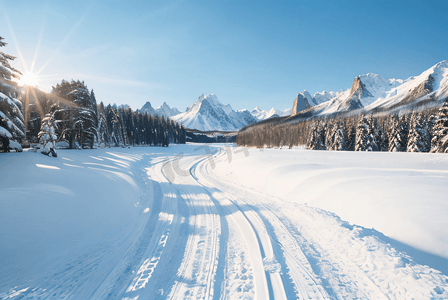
left=17, top=71, right=40, bottom=87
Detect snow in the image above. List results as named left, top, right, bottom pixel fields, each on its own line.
left=171, top=94, right=257, bottom=131
left=302, top=60, right=448, bottom=115
left=250, top=106, right=291, bottom=120
left=1, top=145, right=448, bottom=299
left=0, top=125, right=12, bottom=138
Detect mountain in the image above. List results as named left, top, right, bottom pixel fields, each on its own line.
left=155, top=102, right=180, bottom=117
left=139, top=101, right=155, bottom=115
left=171, top=94, right=258, bottom=131
left=292, top=61, right=448, bottom=117
left=139, top=101, right=180, bottom=117
left=251, top=106, right=292, bottom=120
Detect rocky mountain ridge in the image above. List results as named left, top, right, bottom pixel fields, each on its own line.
left=291, top=61, right=448, bottom=118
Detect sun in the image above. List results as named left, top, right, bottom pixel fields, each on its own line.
left=18, top=71, right=40, bottom=87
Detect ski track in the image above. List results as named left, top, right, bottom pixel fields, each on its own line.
left=3, top=145, right=448, bottom=300
left=195, top=149, right=328, bottom=300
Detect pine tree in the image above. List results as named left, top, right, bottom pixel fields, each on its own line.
left=430, top=97, right=448, bottom=153
left=378, top=118, right=389, bottom=152
left=0, top=36, right=21, bottom=99
left=307, top=121, right=326, bottom=150
left=325, top=118, right=335, bottom=149
left=355, top=115, right=369, bottom=151
left=51, top=80, right=98, bottom=148
left=399, top=115, right=409, bottom=151
left=0, top=37, right=24, bottom=151
left=388, top=114, right=403, bottom=152
left=345, top=118, right=356, bottom=151
left=38, top=114, right=58, bottom=157
left=365, top=115, right=379, bottom=151
left=407, top=113, right=430, bottom=152
left=96, top=102, right=109, bottom=147
left=332, top=122, right=346, bottom=151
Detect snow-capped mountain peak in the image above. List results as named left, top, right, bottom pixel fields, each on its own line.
left=171, top=94, right=257, bottom=131
left=252, top=106, right=292, bottom=120
left=293, top=60, right=448, bottom=117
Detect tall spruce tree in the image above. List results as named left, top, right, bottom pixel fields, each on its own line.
left=307, top=121, right=326, bottom=150
left=430, top=97, right=448, bottom=153
left=51, top=80, right=98, bottom=148
left=0, top=37, right=24, bottom=151
left=332, top=122, right=346, bottom=151
left=407, top=113, right=430, bottom=152
left=388, top=114, right=406, bottom=152
left=355, top=115, right=369, bottom=151
left=365, top=115, right=379, bottom=151
left=38, top=114, right=58, bottom=157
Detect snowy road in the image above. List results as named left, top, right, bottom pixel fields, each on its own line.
left=1, top=144, right=448, bottom=299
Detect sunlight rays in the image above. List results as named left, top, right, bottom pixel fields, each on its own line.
left=30, top=19, right=46, bottom=74
left=36, top=10, right=89, bottom=76
left=3, top=2, right=88, bottom=141
left=5, top=13, right=28, bottom=73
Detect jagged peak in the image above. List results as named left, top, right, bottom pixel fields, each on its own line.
left=431, top=60, right=448, bottom=70
left=142, top=101, right=153, bottom=108
left=299, top=90, right=312, bottom=98
left=349, top=76, right=373, bottom=98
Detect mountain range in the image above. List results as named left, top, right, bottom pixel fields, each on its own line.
left=138, top=94, right=290, bottom=131
left=134, top=61, right=448, bottom=132
left=251, top=106, right=292, bottom=120
left=171, top=94, right=258, bottom=132
left=292, top=60, right=448, bottom=118
left=139, top=101, right=180, bottom=117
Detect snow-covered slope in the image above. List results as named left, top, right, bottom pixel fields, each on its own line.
left=251, top=106, right=292, bottom=120
left=171, top=94, right=258, bottom=131
left=295, top=60, right=448, bottom=116
left=1, top=145, right=448, bottom=299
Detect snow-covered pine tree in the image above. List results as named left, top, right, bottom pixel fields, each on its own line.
left=378, top=118, right=389, bottom=151
left=399, top=115, right=409, bottom=151
left=345, top=118, right=356, bottom=151
left=430, top=97, right=448, bottom=153
left=0, top=37, right=25, bottom=152
left=307, top=120, right=326, bottom=150
left=0, top=36, right=21, bottom=99
left=407, top=113, right=430, bottom=152
left=0, top=37, right=24, bottom=152
left=38, top=114, right=58, bottom=157
left=388, top=114, right=403, bottom=152
left=51, top=80, right=98, bottom=149
left=365, top=115, right=379, bottom=151
left=96, top=101, right=109, bottom=147
left=325, top=118, right=336, bottom=150
left=355, top=115, right=369, bottom=151
left=333, top=122, right=346, bottom=151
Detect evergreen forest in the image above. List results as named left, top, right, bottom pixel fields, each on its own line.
left=0, top=37, right=186, bottom=152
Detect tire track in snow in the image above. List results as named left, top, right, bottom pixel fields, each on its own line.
left=4, top=156, right=171, bottom=300
left=196, top=147, right=329, bottom=299
left=106, top=158, right=190, bottom=299
left=165, top=155, right=226, bottom=300
left=189, top=151, right=280, bottom=300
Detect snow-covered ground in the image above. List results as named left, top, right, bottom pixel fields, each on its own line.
left=1, top=145, right=448, bottom=299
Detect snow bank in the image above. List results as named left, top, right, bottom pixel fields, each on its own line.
left=0, top=148, right=149, bottom=294
left=211, top=146, right=448, bottom=265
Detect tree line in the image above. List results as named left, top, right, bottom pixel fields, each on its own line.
left=237, top=97, right=448, bottom=153
left=1, top=36, right=186, bottom=152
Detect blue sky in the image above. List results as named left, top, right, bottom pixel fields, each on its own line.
left=1, top=0, right=447, bottom=113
